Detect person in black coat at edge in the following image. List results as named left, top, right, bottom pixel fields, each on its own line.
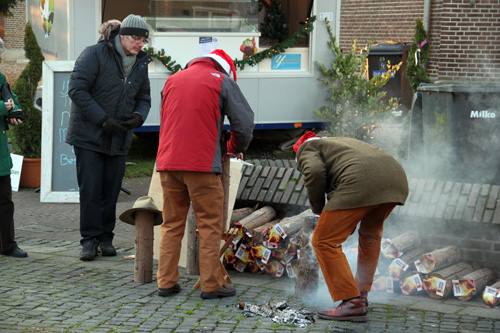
left=66, top=15, right=152, bottom=261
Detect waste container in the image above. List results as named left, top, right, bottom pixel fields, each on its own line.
left=415, top=83, right=500, bottom=184
left=367, top=42, right=412, bottom=112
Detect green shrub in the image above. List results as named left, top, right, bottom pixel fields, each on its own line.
left=11, top=22, right=45, bottom=158
left=406, top=19, right=431, bottom=91
left=314, top=20, right=400, bottom=142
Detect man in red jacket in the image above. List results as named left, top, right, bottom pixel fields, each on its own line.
left=156, top=49, right=254, bottom=299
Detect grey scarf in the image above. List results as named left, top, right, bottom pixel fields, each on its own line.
left=114, top=35, right=136, bottom=77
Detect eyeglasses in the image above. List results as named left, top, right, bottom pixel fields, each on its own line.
left=129, top=35, right=148, bottom=45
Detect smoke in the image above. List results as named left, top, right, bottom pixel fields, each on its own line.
left=405, top=85, right=500, bottom=185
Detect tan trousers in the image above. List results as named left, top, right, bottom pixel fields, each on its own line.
left=157, top=171, right=224, bottom=292
left=311, top=203, right=396, bottom=302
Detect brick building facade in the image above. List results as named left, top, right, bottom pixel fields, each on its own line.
left=339, top=0, right=500, bottom=82
left=2, top=1, right=26, bottom=48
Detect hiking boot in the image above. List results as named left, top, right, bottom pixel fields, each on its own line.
left=99, top=242, right=117, bottom=256
left=158, top=284, right=182, bottom=297
left=80, top=240, right=98, bottom=261
left=200, top=285, right=236, bottom=299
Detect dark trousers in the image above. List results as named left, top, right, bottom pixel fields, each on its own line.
left=0, top=175, right=17, bottom=253
left=74, top=147, right=126, bottom=245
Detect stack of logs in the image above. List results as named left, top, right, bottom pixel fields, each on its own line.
left=225, top=206, right=315, bottom=280
left=372, top=230, right=500, bottom=306
left=226, top=207, right=500, bottom=307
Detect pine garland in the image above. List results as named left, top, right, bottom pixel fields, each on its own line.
left=146, top=16, right=316, bottom=73
left=144, top=47, right=183, bottom=73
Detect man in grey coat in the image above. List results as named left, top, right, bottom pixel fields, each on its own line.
left=67, top=14, right=151, bottom=261
left=294, top=131, right=409, bottom=322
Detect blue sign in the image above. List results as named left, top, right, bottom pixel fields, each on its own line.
left=271, top=54, right=301, bottom=70
left=372, top=70, right=396, bottom=78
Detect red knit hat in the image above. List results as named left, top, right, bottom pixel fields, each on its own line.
left=206, top=49, right=237, bottom=81
left=293, top=131, right=317, bottom=154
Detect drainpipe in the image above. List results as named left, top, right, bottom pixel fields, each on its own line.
left=423, top=0, right=431, bottom=33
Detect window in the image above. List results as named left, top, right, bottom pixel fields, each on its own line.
left=145, top=0, right=259, bottom=33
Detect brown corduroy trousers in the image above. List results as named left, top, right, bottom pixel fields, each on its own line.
left=311, top=203, right=396, bottom=302
left=157, top=171, right=224, bottom=292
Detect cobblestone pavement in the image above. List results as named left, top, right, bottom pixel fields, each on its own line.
left=1, top=176, right=499, bottom=332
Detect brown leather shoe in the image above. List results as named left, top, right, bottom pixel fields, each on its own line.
left=317, top=298, right=367, bottom=322
left=360, top=291, right=369, bottom=306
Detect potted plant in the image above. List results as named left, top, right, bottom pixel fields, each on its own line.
left=10, top=22, right=45, bottom=188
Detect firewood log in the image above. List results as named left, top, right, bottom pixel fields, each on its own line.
left=399, top=271, right=426, bottom=296
left=238, top=206, right=276, bottom=231
left=278, top=209, right=314, bottom=236
left=414, top=245, right=462, bottom=274
left=381, top=230, right=421, bottom=259
left=294, top=216, right=318, bottom=298
left=455, top=268, right=496, bottom=302
left=230, top=206, right=257, bottom=225
left=483, top=280, right=500, bottom=307
left=387, top=247, right=426, bottom=282
left=422, top=262, right=474, bottom=299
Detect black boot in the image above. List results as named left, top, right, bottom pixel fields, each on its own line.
left=99, top=242, right=117, bottom=256
left=80, top=240, right=98, bottom=261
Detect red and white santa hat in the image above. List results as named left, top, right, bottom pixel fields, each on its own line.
left=206, top=49, right=237, bottom=82
left=293, top=131, right=319, bottom=154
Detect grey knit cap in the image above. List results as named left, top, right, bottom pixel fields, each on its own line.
left=119, top=14, right=149, bottom=38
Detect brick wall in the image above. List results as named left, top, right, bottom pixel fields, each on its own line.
left=4, top=1, right=26, bottom=48
left=339, top=0, right=425, bottom=53
left=339, top=0, right=500, bottom=83
left=429, top=0, right=500, bottom=82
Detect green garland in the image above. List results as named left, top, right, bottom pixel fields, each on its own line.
left=143, top=47, right=183, bottom=73
left=146, top=15, right=316, bottom=73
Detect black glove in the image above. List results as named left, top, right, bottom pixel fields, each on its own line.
left=102, top=117, right=127, bottom=135
left=8, top=110, right=25, bottom=121
left=122, top=113, right=143, bottom=130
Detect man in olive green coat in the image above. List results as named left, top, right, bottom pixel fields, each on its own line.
left=294, top=131, right=408, bottom=322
